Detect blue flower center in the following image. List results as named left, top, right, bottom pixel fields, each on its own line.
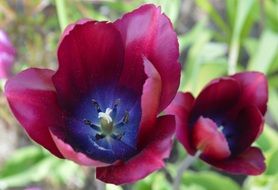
left=83, top=99, right=130, bottom=141
left=66, top=87, right=142, bottom=163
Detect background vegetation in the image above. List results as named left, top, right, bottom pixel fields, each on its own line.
left=0, top=0, right=277, bottom=189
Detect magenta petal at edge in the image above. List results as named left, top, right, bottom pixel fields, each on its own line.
left=167, top=71, right=268, bottom=175
left=0, top=29, right=16, bottom=79
left=4, top=4, right=180, bottom=185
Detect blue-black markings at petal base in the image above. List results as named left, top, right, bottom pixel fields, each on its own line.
left=65, top=85, right=142, bottom=163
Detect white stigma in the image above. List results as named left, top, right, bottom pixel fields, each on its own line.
left=98, top=108, right=113, bottom=123
left=218, top=125, right=224, bottom=133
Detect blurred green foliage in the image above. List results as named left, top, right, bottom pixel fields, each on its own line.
left=0, top=0, right=278, bottom=189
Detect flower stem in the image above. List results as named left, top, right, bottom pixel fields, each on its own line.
left=55, top=0, right=68, bottom=31
left=173, top=150, right=202, bottom=190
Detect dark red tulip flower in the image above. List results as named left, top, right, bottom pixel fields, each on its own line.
left=0, top=29, right=16, bottom=79
left=5, top=4, right=180, bottom=184
left=166, top=72, right=268, bottom=175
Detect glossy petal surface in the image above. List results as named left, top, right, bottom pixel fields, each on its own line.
left=231, top=72, right=268, bottom=115
left=50, top=130, right=109, bottom=167
left=114, top=4, right=180, bottom=111
left=5, top=68, right=63, bottom=158
left=228, top=106, right=263, bottom=154
left=206, top=147, right=265, bottom=175
left=191, top=78, right=241, bottom=121
left=53, top=21, right=125, bottom=110
left=165, top=92, right=195, bottom=154
left=137, top=58, right=162, bottom=147
left=192, top=116, right=231, bottom=160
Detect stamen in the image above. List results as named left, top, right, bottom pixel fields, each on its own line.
left=115, top=111, right=129, bottom=128
left=92, top=99, right=102, bottom=112
left=112, top=133, right=125, bottom=140
left=123, top=111, right=129, bottom=124
left=113, top=99, right=121, bottom=109
left=83, top=119, right=100, bottom=131
left=95, top=133, right=105, bottom=140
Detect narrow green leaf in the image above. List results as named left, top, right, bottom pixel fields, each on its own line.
left=182, top=171, right=241, bottom=190
left=228, top=0, right=256, bottom=74
left=266, top=149, right=278, bottom=175
left=248, top=30, right=278, bottom=73
left=269, top=87, right=278, bottom=125
left=195, top=0, right=230, bottom=35
left=255, top=124, right=278, bottom=152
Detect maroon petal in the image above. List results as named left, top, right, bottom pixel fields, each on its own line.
left=96, top=115, right=175, bottom=185
left=231, top=105, right=264, bottom=154
left=206, top=147, right=266, bottom=175
left=192, top=117, right=231, bottom=160
left=192, top=77, right=241, bottom=117
left=50, top=130, right=109, bottom=167
left=165, top=92, right=196, bottom=154
left=114, top=4, right=180, bottom=112
left=137, top=57, right=162, bottom=147
left=231, top=71, right=268, bottom=114
left=5, top=68, right=63, bottom=158
left=53, top=21, right=125, bottom=109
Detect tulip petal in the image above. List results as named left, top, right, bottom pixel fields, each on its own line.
left=96, top=115, right=175, bottom=185
left=53, top=21, right=125, bottom=110
left=50, top=129, right=109, bottom=167
left=165, top=92, right=196, bottom=154
left=229, top=106, right=264, bottom=154
left=205, top=147, right=265, bottom=175
left=192, top=78, right=241, bottom=119
left=114, top=4, right=180, bottom=112
left=192, top=117, right=231, bottom=160
left=5, top=68, right=63, bottom=158
left=232, top=71, right=268, bottom=114
left=137, top=57, right=162, bottom=147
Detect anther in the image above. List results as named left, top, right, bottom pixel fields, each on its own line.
left=83, top=119, right=100, bottom=131
left=95, top=133, right=105, bottom=140
left=113, top=99, right=121, bottom=109
left=112, top=133, right=125, bottom=140
left=91, top=99, right=102, bottom=112
left=123, top=111, right=129, bottom=124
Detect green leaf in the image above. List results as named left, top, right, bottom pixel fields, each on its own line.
left=265, top=0, right=278, bottom=32
left=0, top=156, right=59, bottom=189
left=180, top=31, right=212, bottom=92
left=228, top=0, right=256, bottom=74
left=0, top=146, right=46, bottom=178
left=255, top=124, right=278, bottom=152
left=181, top=171, right=240, bottom=190
left=266, top=149, right=278, bottom=175
left=178, top=20, right=208, bottom=51
left=226, top=0, right=238, bottom=29
left=248, top=30, right=278, bottom=73
left=243, top=175, right=278, bottom=190
left=268, top=87, right=278, bottom=125
left=195, top=0, right=230, bottom=35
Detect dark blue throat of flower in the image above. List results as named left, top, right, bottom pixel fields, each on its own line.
left=66, top=87, right=142, bottom=163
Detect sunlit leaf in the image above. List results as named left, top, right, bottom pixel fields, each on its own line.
left=181, top=171, right=241, bottom=190
left=248, top=30, right=278, bottom=73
